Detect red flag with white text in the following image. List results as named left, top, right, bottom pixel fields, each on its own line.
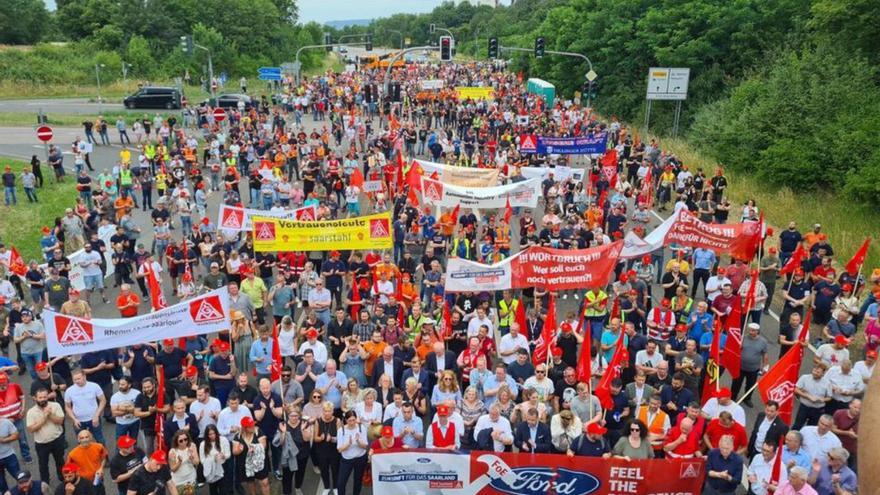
left=757, top=308, right=811, bottom=423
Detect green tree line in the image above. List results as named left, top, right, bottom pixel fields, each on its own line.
left=333, top=0, right=880, bottom=203
left=0, top=0, right=327, bottom=86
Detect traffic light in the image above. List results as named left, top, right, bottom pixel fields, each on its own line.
left=488, top=37, right=498, bottom=59
left=589, top=79, right=599, bottom=100
left=180, top=35, right=193, bottom=55
left=534, top=37, right=545, bottom=58
left=429, top=23, right=436, bottom=34
left=324, top=32, right=332, bottom=51
left=365, top=34, right=372, bottom=51
left=440, top=36, right=452, bottom=62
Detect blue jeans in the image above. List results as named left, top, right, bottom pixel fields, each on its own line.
left=21, top=352, right=41, bottom=379
left=0, top=453, right=20, bottom=494
left=12, top=418, right=31, bottom=460
left=24, top=187, right=37, bottom=202
left=115, top=420, right=140, bottom=440
left=74, top=418, right=105, bottom=444
left=180, top=215, right=192, bottom=233
left=3, top=186, right=15, bottom=206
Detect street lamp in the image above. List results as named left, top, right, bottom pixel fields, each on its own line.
left=95, top=63, right=106, bottom=111
left=385, top=29, right=404, bottom=50
left=122, top=62, right=133, bottom=93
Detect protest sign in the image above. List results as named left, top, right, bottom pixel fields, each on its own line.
left=519, top=133, right=608, bottom=155
left=421, top=177, right=541, bottom=210
left=414, top=159, right=500, bottom=187
left=252, top=212, right=393, bottom=252
left=218, top=204, right=316, bottom=231
left=455, top=87, right=495, bottom=100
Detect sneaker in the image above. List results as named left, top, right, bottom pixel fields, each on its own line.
left=274, top=470, right=282, bottom=480
left=313, top=466, right=321, bottom=475
left=197, top=483, right=205, bottom=488
left=562, top=294, right=568, bottom=300
left=573, top=294, right=580, bottom=300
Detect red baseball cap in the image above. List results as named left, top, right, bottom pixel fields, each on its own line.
left=866, top=350, right=878, bottom=359
left=381, top=425, right=394, bottom=438
left=675, top=323, right=687, bottom=332
left=561, top=322, right=573, bottom=333
left=586, top=423, right=607, bottom=435
left=551, top=347, right=563, bottom=357
left=306, top=328, right=318, bottom=339
left=218, top=341, right=231, bottom=352
left=717, top=267, right=726, bottom=275
left=842, top=283, right=853, bottom=292
left=661, top=298, right=671, bottom=307
left=61, top=462, right=79, bottom=473
left=185, top=365, right=198, bottom=377
left=117, top=435, right=136, bottom=449
left=834, top=335, right=850, bottom=346
left=150, top=451, right=168, bottom=465
left=716, top=387, right=732, bottom=399
left=0, top=373, right=9, bottom=384
left=768, top=247, right=777, bottom=253
left=35, top=362, right=48, bottom=372
left=437, top=404, right=450, bottom=417
left=241, top=416, right=255, bottom=428
left=162, top=339, right=174, bottom=347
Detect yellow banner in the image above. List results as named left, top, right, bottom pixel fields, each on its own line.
left=455, top=86, right=495, bottom=101
left=252, top=212, right=393, bottom=252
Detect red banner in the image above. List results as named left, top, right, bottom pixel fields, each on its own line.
left=663, top=209, right=761, bottom=260
left=372, top=449, right=706, bottom=495
left=510, top=242, right=623, bottom=290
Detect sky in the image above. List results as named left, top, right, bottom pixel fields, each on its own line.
left=297, top=0, right=446, bottom=23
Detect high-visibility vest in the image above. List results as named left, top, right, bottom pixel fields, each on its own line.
left=584, top=290, right=608, bottom=317
left=499, top=299, right=518, bottom=327
left=119, top=168, right=132, bottom=187
left=452, top=238, right=471, bottom=259
left=637, top=406, right=669, bottom=450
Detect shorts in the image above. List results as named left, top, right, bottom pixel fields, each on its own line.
left=347, top=202, right=360, bottom=215
left=83, top=274, right=104, bottom=290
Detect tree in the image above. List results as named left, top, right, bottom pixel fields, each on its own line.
left=0, top=0, right=49, bottom=44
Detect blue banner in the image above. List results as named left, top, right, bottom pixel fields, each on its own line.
left=522, top=133, right=608, bottom=155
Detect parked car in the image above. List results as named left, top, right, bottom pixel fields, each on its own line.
left=123, top=87, right=182, bottom=109
left=205, top=93, right=253, bottom=109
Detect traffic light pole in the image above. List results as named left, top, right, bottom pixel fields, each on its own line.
left=499, top=45, right=594, bottom=75
left=192, top=42, right=214, bottom=99
left=382, top=46, right=439, bottom=93
left=294, top=42, right=367, bottom=84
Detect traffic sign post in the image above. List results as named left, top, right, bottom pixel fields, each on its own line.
left=257, top=66, right=282, bottom=82
left=36, top=125, right=53, bottom=142
left=213, top=108, right=227, bottom=122
left=644, top=67, right=690, bottom=137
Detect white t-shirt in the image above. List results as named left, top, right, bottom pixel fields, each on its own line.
left=815, top=344, right=849, bottom=367
left=498, top=333, right=529, bottom=364
left=800, top=427, right=842, bottom=462
left=852, top=360, right=874, bottom=383
left=467, top=316, right=494, bottom=337
left=110, top=389, right=141, bottom=425
left=701, top=398, right=746, bottom=426
left=64, top=382, right=105, bottom=422
left=190, top=397, right=222, bottom=437
left=79, top=250, right=104, bottom=277
left=278, top=328, right=297, bottom=357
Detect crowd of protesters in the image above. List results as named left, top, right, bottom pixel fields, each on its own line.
left=0, top=58, right=872, bottom=495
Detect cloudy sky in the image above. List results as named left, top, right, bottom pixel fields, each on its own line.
left=297, top=0, right=445, bottom=23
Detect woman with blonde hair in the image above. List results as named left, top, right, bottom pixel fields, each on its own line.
left=354, top=388, right=383, bottom=440
left=273, top=405, right=312, bottom=495
left=375, top=373, right=394, bottom=407
left=341, top=377, right=365, bottom=413
left=459, top=385, right=485, bottom=450
left=514, top=388, right=549, bottom=424
left=430, top=369, right=462, bottom=408
left=495, top=384, right=516, bottom=422
left=226, top=250, right=243, bottom=284
left=403, top=377, right=427, bottom=416
left=231, top=310, right=257, bottom=373
left=312, top=401, right=341, bottom=494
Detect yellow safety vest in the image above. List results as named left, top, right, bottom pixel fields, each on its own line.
left=499, top=299, right=518, bottom=327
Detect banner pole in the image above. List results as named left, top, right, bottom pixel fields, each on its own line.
left=735, top=382, right=760, bottom=406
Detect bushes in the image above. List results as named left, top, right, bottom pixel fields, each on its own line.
left=690, top=45, right=880, bottom=200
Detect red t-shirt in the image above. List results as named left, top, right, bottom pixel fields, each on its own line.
left=704, top=418, right=748, bottom=451
left=116, top=293, right=140, bottom=317
left=663, top=425, right=701, bottom=457
left=370, top=437, right=404, bottom=452
left=0, top=383, right=24, bottom=420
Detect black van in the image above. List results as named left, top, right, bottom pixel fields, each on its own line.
left=123, top=87, right=182, bottom=109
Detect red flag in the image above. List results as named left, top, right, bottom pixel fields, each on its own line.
left=182, top=238, right=192, bottom=283
left=144, top=261, right=167, bottom=311
left=405, top=160, right=423, bottom=191
left=600, top=149, right=618, bottom=167
left=721, top=302, right=743, bottom=379
left=450, top=204, right=461, bottom=225
left=514, top=299, right=527, bottom=334
left=6, top=246, right=26, bottom=277
left=741, top=270, right=759, bottom=315
left=397, top=304, right=406, bottom=330
left=393, top=153, right=405, bottom=195
left=594, top=333, right=626, bottom=409
left=758, top=308, right=811, bottom=423
left=768, top=438, right=784, bottom=493
left=270, top=321, right=282, bottom=382
left=442, top=297, right=453, bottom=339
left=155, top=365, right=166, bottom=451
left=533, top=295, right=557, bottom=366
left=701, top=319, right=723, bottom=404
left=504, top=197, right=513, bottom=224
left=350, top=168, right=365, bottom=189
left=609, top=297, right=620, bottom=321
left=575, top=325, right=592, bottom=384
left=845, top=237, right=871, bottom=276
left=407, top=187, right=420, bottom=207
left=779, top=244, right=805, bottom=275
left=349, top=282, right=362, bottom=320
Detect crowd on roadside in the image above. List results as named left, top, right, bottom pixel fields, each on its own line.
left=0, top=59, right=872, bottom=495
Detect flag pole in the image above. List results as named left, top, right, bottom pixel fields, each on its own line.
left=735, top=382, right=760, bottom=406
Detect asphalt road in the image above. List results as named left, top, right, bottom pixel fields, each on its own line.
left=1, top=85, right=796, bottom=494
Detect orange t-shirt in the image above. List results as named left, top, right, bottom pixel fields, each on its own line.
left=363, top=341, right=386, bottom=378
left=67, top=443, right=107, bottom=481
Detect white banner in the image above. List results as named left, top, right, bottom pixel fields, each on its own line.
left=371, top=450, right=474, bottom=495
left=420, top=79, right=445, bottom=90
left=520, top=165, right=585, bottom=183
left=414, top=159, right=500, bottom=187
left=420, top=177, right=541, bottom=209
left=45, top=288, right=231, bottom=357
left=217, top=204, right=316, bottom=231
left=620, top=214, right=676, bottom=259
left=445, top=255, right=515, bottom=292
left=40, top=224, right=117, bottom=290
left=362, top=180, right=384, bottom=193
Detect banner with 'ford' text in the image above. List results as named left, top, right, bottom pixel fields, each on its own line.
left=45, top=288, right=231, bottom=357
left=371, top=449, right=706, bottom=495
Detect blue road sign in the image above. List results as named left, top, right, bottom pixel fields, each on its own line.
left=258, top=67, right=281, bottom=75
left=258, top=66, right=282, bottom=81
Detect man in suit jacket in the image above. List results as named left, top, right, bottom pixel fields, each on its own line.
left=514, top=407, right=552, bottom=453
left=425, top=341, right=458, bottom=390
left=625, top=372, right=657, bottom=408
left=401, top=356, right=430, bottom=396
left=164, top=399, right=200, bottom=445
left=747, top=400, right=790, bottom=458
left=371, top=346, right=404, bottom=389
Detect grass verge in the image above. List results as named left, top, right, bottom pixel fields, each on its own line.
left=0, top=157, right=79, bottom=262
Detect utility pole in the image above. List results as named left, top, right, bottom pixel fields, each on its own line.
left=94, top=63, right=105, bottom=113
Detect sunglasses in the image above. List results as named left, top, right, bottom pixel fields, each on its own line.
left=312, top=395, right=322, bottom=399
left=630, top=428, right=641, bottom=432
left=536, top=370, right=546, bottom=374
left=281, top=374, right=291, bottom=378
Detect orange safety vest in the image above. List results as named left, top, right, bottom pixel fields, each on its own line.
left=637, top=406, right=668, bottom=450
